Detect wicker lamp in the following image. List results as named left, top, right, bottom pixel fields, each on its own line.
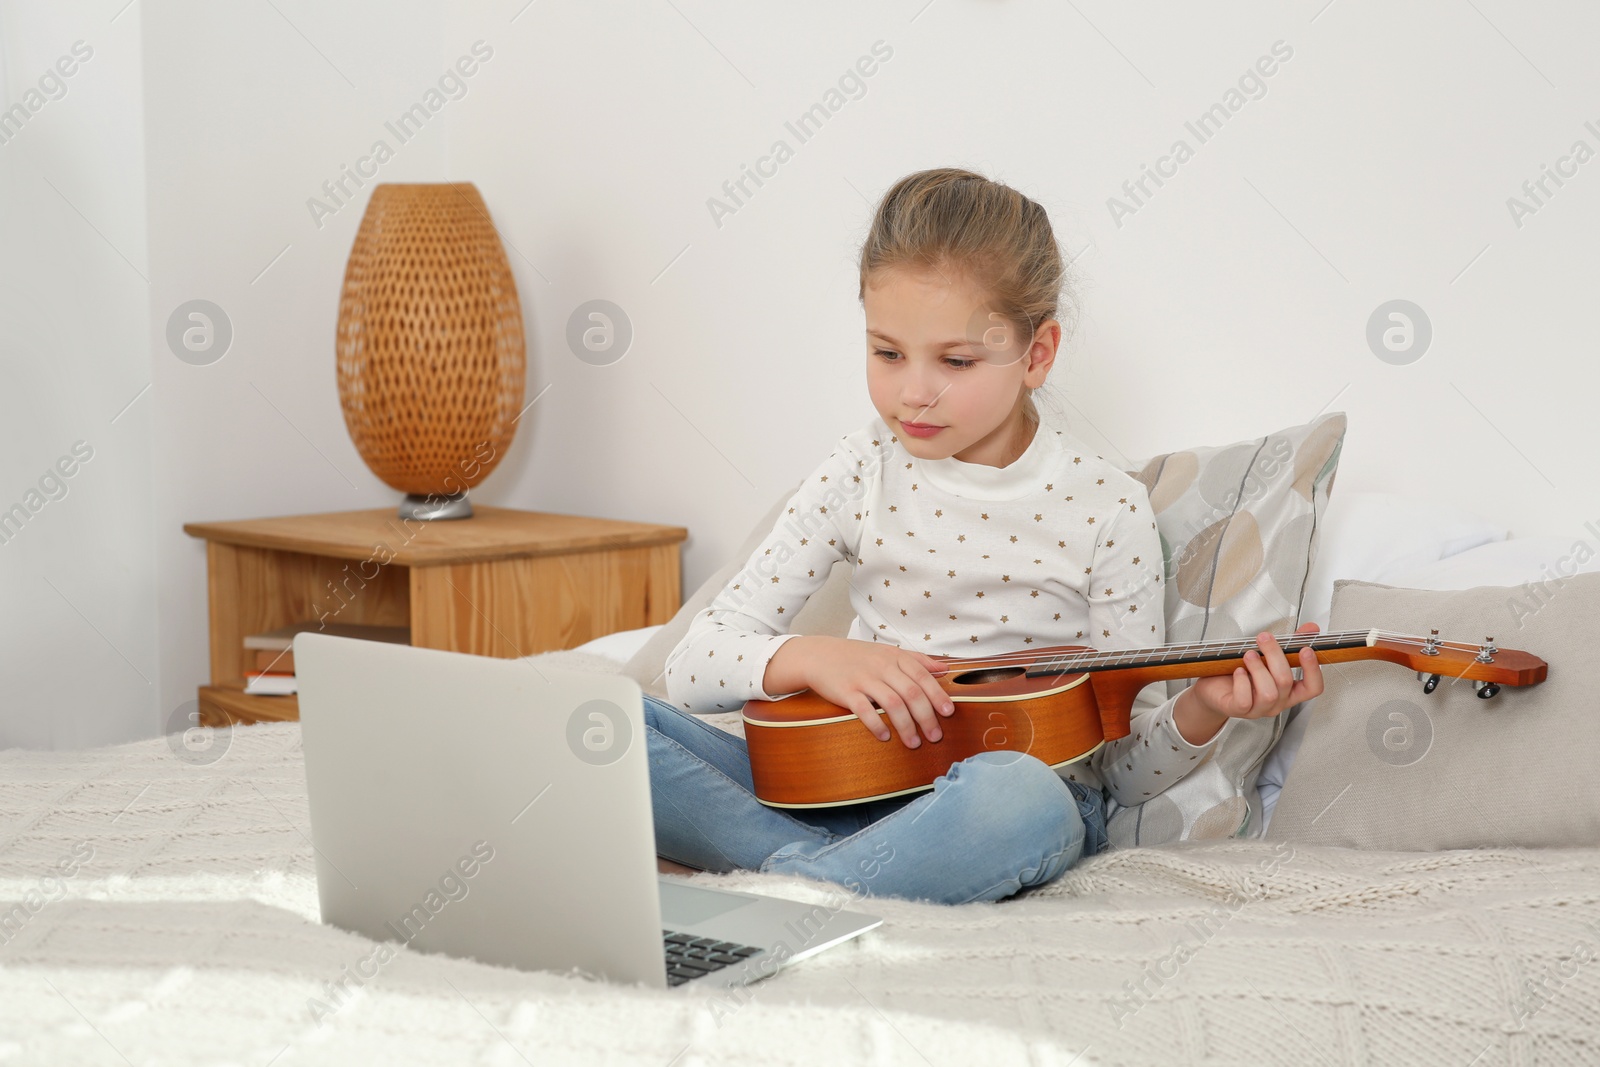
left=335, top=182, right=525, bottom=520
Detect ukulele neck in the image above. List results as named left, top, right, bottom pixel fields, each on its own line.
left=1032, top=629, right=1382, bottom=746
left=1022, top=629, right=1378, bottom=678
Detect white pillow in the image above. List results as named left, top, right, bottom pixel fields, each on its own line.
left=1388, top=534, right=1600, bottom=590
left=570, top=624, right=664, bottom=664
left=1299, top=491, right=1508, bottom=629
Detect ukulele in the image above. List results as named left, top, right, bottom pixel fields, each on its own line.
left=742, top=628, right=1547, bottom=808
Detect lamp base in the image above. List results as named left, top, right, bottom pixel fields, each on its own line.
left=399, top=492, right=473, bottom=521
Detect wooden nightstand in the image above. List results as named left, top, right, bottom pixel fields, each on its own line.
left=183, top=506, right=687, bottom=726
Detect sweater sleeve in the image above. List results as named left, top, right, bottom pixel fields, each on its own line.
left=1085, top=484, right=1221, bottom=806
left=663, top=436, right=876, bottom=713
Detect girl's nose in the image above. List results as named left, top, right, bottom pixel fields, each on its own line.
left=902, top=361, right=944, bottom=409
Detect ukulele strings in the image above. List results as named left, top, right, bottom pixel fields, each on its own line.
left=934, top=627, right=1484, bottom=668
left=932, top=629, right=1488, bottom=671
left=929, top=629, right=1491, bottom=674
left=926, top=629, right=1494, bottom=676
left=934, top=631, right=1378, bottom=670
left=934, top=626, right=1371, bottom=663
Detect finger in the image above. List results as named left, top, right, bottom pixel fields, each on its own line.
left=915, top=651, right=951, bottom=677
left=1290, top=623, right=1320, bottom=683
left=902, top=656, right=956, bottom=717
left=1289, top=645, right=1326, bottom=702
left=1257, top=633, right=1295, bottom=704
left=887, top=669, right=942, bottom=742
left=866, top=685, right=922, bottom=749
left=845, top=694, right=891, bottom=742
left=1242, top=645, right=1279, bottom=710
left=1232, top=665, right=1252, bottom=715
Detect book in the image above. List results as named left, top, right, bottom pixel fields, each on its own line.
left=243, top=671, right=297, bottom=696
left=254, top=649, right=295, bottom=673
left=243, top=621, right=410, bottom=652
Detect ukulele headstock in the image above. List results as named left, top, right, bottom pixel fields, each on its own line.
left=1374, top=630, right=1547, bottom=699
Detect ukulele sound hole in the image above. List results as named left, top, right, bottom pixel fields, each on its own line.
left=950, top=667, right=1026, bottom=686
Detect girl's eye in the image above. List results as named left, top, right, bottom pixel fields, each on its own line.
left=872, top=349, right=976, bottom=370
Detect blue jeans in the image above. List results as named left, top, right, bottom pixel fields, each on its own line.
left=643, top=695, right=1107, bottom=906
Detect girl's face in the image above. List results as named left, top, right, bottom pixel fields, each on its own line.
left=863, top=265, right=1057, bottom=468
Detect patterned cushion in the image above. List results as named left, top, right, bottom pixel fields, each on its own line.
left=1108, top=412, right=1347, bottom=845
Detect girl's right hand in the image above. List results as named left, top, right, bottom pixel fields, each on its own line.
left=763, top=636, right=954, bottom=748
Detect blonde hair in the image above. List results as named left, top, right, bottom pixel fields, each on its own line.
left=857, top=167, right=1072, bottom=428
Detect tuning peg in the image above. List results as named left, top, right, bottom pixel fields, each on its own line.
left=1475, top=636, right=1498, bottom=663
left=1422, top=673, right=1440, bottom=694
left=1474, top=680, right=1500, bottom=699
left=1421, top=628, right=1441, bottom=656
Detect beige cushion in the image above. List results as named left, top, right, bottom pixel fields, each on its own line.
left=1266, top=573, right=1599, bottom=850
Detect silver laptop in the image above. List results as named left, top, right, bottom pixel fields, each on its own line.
left=293, top=632, right=882, bottom=990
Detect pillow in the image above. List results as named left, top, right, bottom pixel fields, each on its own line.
left=1298, top=491, right=1508, bottom=628
left=1107, top=411, right=1347, bottom=846
left=1265, top=573, right=1599, bottom=850
left=1389, top=533, right=1600, bottom=591
left=1260, top=532, right=1598, bottom=831
left=570, top=624, right=663, bottom=664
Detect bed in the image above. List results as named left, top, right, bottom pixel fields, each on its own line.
left=2, top=681, right=1597, bottom=1065
left=4, top=474, right=1598, bottom=1064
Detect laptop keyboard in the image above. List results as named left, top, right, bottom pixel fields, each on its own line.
left=662, top=929, right=763, bottom=986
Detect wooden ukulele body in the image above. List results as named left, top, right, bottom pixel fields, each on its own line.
left=743, top=644, right=1116, bottom=808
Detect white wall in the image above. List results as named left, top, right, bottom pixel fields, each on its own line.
left=447, top=0, right=1600, bottom=602
left=0, top=2, right=154, bottom=748
left=140, top=0, right=462, bottom=746
left=4, top=0, right=1597, bottom=749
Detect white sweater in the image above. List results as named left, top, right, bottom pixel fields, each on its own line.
left=664, top=416, right=1218, bottom=805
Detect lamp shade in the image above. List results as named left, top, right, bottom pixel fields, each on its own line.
left=335, top=182, right=524, bottom=513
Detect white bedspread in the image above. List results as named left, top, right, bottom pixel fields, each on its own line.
left=3, top=656, right=1597, bottom=1065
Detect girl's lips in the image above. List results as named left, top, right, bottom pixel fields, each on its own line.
left=899, top=420, right=944, bottom=438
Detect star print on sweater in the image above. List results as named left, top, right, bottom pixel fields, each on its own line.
left=664, top=415, right=1217, bottom=806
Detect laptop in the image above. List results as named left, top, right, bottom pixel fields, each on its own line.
left=293, top=632, right=883, bottom=990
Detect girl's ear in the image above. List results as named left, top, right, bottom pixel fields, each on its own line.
left=1023, top=319, right=1061, bottom=386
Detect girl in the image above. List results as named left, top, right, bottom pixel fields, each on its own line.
left=643, top=167, right=1323, bottom=906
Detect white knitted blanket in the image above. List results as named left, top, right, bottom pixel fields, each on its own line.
left=2, top=654, right=1597, bottom=1065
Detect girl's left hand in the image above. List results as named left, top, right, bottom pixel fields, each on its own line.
left=1191, top=621, right=1325, bottom=720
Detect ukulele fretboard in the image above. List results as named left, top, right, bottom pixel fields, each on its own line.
left=1021, top=630, right=1376, bottom=678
